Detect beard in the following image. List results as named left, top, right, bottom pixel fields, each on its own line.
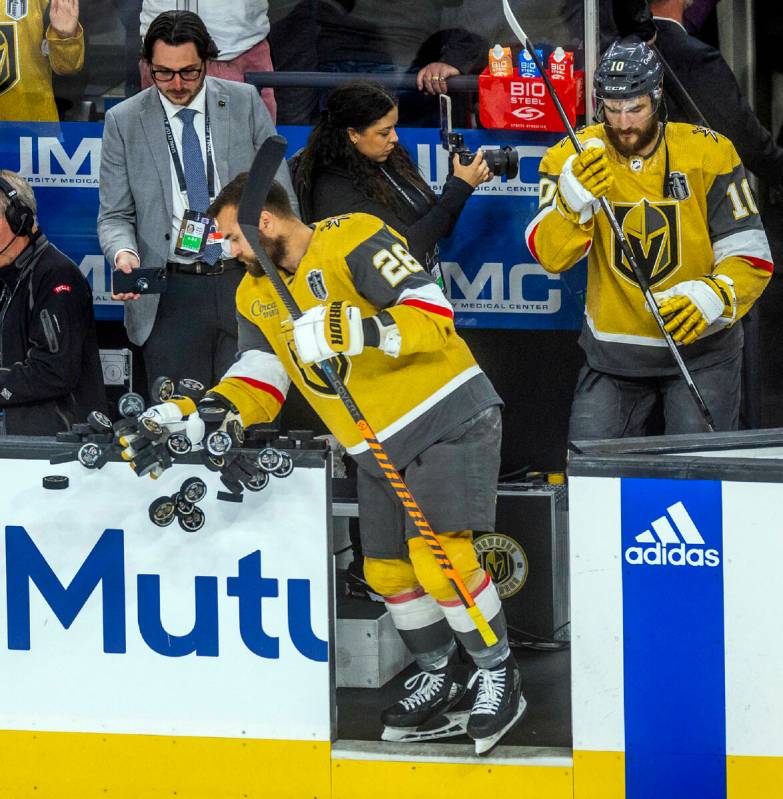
left=605, top=116, right=660, bottom=157
left=243, top=231, right=287, bottom=277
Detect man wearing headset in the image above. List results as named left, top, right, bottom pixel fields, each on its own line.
left=526, top=37, right=772, bottom=439
left=0, top=170, right=105, bottom=436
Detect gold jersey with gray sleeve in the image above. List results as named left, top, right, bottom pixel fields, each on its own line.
left=212, top=213, right=500, bottom=473
left=525, top=122, right=773, bottom=377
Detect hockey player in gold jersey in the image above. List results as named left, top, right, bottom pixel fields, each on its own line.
left=124, top=175, right=526, bottom=754
left=526, top=37, right=772, bottom=438
left=0, top=0, right=84, bottom=122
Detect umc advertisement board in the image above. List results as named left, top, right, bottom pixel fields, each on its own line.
left=0, top=456, right=332, bottom=741
left=0, top=121, right=587, bottom=329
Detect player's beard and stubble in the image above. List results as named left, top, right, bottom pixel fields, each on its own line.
left=605, top=112, right=660, bottom=158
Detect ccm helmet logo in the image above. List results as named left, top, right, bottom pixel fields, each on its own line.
left=512, top=107, right=546, bottom=121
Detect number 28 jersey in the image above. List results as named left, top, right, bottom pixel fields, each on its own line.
left=213, top=213, right=500, bottom=471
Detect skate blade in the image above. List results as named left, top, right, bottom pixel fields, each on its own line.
left=382, top=710, right=470, bottom=743
left=473, top=694, right=528, bottom=756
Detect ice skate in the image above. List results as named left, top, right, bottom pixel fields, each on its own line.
left=381, top=661, right=468, bottom=742
left=467, top=656, right=527, bottom=755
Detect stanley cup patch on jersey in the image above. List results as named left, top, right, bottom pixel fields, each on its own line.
left=666, top=171, right=691, bottom=201
left=5, top=0, right=27, bottom=21
left=612, top=199, right=681, bottom=288
left=0, top=23, right=19, bottom=95
left=306, top=269, right=328, bottom=301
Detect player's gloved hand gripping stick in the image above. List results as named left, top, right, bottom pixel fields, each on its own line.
left=238, top=135, right=498, bottom=647
left=502, top=0, right=716, bottom=432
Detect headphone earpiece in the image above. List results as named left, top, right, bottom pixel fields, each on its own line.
left=0, top=176, right=34, bottom=238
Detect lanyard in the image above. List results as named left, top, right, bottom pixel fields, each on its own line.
left=162, top=110, right=215, bottom=201
left=380, top=165, right=431, bottom=213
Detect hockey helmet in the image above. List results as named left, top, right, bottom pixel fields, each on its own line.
left=594, top=37, right=663, bottom=103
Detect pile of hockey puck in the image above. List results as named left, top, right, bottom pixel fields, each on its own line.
left=215, top=444, right=294, bottom=503
left=148, top=476, right=208, bottom=532
left=48, top=409, right=117, bottom=472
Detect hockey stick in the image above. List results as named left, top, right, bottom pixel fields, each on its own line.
left=237, top=135, right=499, bottom=646
left=502, top=0, right=716, bottom=432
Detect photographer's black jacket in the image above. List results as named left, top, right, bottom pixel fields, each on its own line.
left=0, top=234, right=106, bottom=435
left=309, top=164, right=473, bottom=273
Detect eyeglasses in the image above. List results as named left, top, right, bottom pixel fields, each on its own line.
left=150, top=64, right=204, bottom=83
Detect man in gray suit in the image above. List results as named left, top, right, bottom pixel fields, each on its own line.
left=98, top=10, right=296, bottom=391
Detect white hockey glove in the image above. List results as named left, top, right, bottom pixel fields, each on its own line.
left=291, top=301, right=364, bottom=364
left=556, top=138, right=613, bottom=224
left=653, top=275, right=736, bottom=345
left=362, top=310, right=402, bottom=358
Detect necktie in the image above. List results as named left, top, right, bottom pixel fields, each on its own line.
left=177, top=107, right=221, bottom=265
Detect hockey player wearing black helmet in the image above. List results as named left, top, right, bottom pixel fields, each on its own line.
left=526, top=37, right=772, bottom=439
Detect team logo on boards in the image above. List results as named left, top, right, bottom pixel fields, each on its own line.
left=624, top=500, right=720, bottom=567
left=612, top=199, right=681, bottom=287
left=474, top=533, right=528, bottom=597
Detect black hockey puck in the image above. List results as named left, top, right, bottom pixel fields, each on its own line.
left=148, top=495, right=176, bottom=527
left=176, top=378, right=206, bottom=402
left=50, top=449, right=78, bottom=465
left=217, top=490, right=243, bottom=503
left=139, top=415, right=164, bottom=440
left=219, top=473, right=244, bottom=495
left=151, top=376, right=176, bottom=402
left=167, top=432, right=192, bottom=456
left=42, top=475, right=69, bottom=490
left=243, top=471, right=269, bottom=492
left=180, top=476, right=207, bottom=504
left=173, top=492, right=195, bottom=517
left=257, top=447, right=282, bottom=473
left=87, top=410, right=113, bottom=433
left=118, top=392, right=146, bottom=418
left=56, top=431, right=81, bottom=443
left=77, top=443, right=102, bottom=469
left=178, top=507, right=205, bottom=532
left=272, top=453, right=294, bottom=478
left=206, top=430, right=233, bottom=457
left=201, top=451, right=225, bottom=472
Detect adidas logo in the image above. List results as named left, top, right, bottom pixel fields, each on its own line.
left=625, top=500, right=720, bottom=568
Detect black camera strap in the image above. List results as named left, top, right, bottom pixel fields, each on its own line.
left=379, top=166, right=431, bottom=216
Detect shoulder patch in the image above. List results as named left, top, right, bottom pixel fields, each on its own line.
left=53, top=284, right=72, bottom=294
left=319, top=215, right=351, bottom=231
left=692, top=126, right=719, bottom=142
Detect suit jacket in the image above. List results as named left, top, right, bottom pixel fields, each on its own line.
left=97, top=76, right=297, bottom=346
left=653, top=17, right=783, bottom=188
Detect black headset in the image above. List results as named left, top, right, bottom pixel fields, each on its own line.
left=0, top=175, right=35, bottom=238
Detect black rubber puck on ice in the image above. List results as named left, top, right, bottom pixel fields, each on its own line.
left=43, top=475, right=69, bottom=490
left=217, top=490, right=243, bottom=503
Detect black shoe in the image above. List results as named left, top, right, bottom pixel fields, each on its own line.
left=382, top=662, right=468, bottom=728
left=344, top=560, right=383, bottom=602
left=466, top=656, right=524, bottom=743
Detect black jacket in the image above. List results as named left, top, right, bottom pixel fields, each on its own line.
left=307, top=164, right=473, bottom=273
left=652, top=17, right=783, bottom=188
left=0, top=234, right=106, bottom=435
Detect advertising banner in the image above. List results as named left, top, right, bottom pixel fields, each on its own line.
left=0, top=121, right=587, bottom=330
left=0, top=457, right=331, bottom=741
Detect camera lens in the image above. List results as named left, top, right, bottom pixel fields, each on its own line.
left=483, top=146, right=519, bottom=180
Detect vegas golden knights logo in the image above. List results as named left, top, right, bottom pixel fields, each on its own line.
left=0, top=24, right=20, bottom=96
left=474, top=534, right=528, bottom=599
left=612, top=199, right=681, bottom=288
left=286, top=340, right=351, bottom=397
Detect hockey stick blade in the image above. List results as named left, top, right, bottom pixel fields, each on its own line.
left=237, top=134, right=288, bottom=229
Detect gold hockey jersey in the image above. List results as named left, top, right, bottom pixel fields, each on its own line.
left=0, top=1, right=84, bottom=122
left=213, top=213, right=500, bottom=471
left=526, top=122, right=772, bottom=376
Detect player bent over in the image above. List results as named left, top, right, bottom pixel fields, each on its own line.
left=123, top=176, right=525, bottom=754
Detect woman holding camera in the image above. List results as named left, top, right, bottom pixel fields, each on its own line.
left=293, top=81, right=491, bottom=278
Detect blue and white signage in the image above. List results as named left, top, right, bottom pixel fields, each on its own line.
left=0, top=121, right=587, bottom=330
left=0, top=458, right=331, bottom=740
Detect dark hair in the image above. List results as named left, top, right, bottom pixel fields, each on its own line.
left=208, top=174, right=296, bottom=220
left=295, top=81, right=435, bottom=220
left=142, top=11, right=219, bottom=63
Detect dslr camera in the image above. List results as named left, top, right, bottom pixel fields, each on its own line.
left=439, top=95, right=519, bottom=180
